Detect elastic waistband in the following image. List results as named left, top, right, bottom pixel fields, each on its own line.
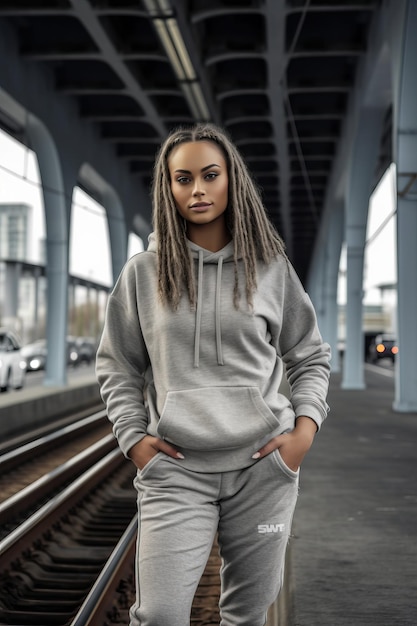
left=174, top=444, right=258, bottom=473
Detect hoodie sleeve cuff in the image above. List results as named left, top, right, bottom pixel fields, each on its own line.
left=118, top=431, right=148, bottom=459
left=295, top=404, right=328, bottom=431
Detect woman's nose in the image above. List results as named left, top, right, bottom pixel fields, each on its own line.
left=192, top=180, right=205, bottom=195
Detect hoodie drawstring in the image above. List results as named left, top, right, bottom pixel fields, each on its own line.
left=194, top=250, right=204, bottom=368
left=215, top=257, right=224, bottom=365
left=194, top=251, right=224, bottom=368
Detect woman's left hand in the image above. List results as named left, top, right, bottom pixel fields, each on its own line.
left=252, top=415, right=317, bottom=471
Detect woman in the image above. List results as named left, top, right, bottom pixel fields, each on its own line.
left=96, top=122, right=330, bottom=626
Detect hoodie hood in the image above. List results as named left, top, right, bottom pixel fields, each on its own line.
left=146, top=231, right=235, bottom=263
left=147, top=232, right=235, bottom=367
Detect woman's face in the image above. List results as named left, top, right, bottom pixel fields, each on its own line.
left=168, top=140, right=229, bottom=230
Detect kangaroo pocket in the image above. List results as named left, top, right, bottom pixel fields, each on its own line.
left=157, top=386, right=280, bottom=451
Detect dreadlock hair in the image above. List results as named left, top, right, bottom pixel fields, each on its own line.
left=152, top=122, right=287, bottom=310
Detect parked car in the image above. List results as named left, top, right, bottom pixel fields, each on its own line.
left=66, top=336, right=81, bottom=367
left=75, top=337, right=97, bottom=364
left=368, top=333, right=398, bottom=363
left=21, top=339, right=47, bottom=371
left=21, top=336, right=83, bottom=372
left=0, top=328, right=27, bottom=392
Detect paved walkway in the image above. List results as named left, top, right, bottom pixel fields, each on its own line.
left=291, top=363, right=417, bottom=626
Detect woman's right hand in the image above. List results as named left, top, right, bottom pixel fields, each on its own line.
left=128, top=435, right=185, bottom=470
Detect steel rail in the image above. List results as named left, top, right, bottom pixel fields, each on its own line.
left=0, top=433, right=116, bottom=525
left=0, top=409, right=108, bottom=472
left=69, top=514, right=137, bottom=626
left=0, top=447, right=123, bottom=570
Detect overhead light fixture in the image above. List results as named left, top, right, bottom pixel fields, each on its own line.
left=142, top=0, right=210, bottom=121
left=153, top=18, right=196, bottom=82
left=165, top=18, right=196, bottom=82
left=142, top=0, right=172, bottom=17
left=190, top=82, right=210, bottom=121
left=181, top=82, right=202, bottom=119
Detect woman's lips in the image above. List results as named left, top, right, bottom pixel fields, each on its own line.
left=190, top=202, right=211, bottom=212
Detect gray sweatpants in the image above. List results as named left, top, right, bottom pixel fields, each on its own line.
left=130, top=450, right=299, bottom=626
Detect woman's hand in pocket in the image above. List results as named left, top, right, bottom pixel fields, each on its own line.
left=252, top=416, right=317, bottom=471
left=128, top=435, right=184, bottom=470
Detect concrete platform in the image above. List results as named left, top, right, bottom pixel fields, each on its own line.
left=291, top=364, right=417, bottom=626
left=0, top=370, right=102, bottom=441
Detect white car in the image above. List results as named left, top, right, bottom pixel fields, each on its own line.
left=0, top=329, right=27, bottom=392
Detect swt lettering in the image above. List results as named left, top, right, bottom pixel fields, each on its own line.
left=257, top=524, right=285, bottom=534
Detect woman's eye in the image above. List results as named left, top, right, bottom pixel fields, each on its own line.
left=175, top=172, right=218, bottom=184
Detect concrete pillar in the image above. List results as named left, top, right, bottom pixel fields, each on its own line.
left=104, top=189, right=128, bottom=284
left=33, top=266, right=41, bottom=340
left=390, top=0, right=417, bottom=411
left=307, top=241, right=327, bottom=333
left=394, top=194, right=417, bottom=411
left=322, top=199, right=344, bottom=373
left=86, top=283, right=93, bottom=337
left=3, top=261, right=21, bottom=320
left=306, top=252, right=322, bottom=328
left=93, top=286, right=100, bottom=339
left=79, top=164, right=128, bottom=286
left=68, top=279, right=76, bottom=336
left=342, top=107, right=384, bottom=389
left=306, top=192, right=344, bottom=373
left=26, top=113, right=71, bottom=386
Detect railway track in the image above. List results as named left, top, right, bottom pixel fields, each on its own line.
left=0, top=412, right=222, bottom=625
left=0, top=446, right=136, bottom=625
left=0, top=410, right=111, bottom=516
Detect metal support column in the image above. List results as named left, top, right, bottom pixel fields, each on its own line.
left=3, top=261, right=20, bottom=321
left=323, top=200, right=344, bottom=373
left=27, top=113, right=71, bottom=386
left=391, top=0, right=417, bottom=411
left=342, top=107, right=384, bottom=389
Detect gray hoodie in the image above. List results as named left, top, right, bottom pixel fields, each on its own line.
left=96, top=234, right=330, bottom=472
